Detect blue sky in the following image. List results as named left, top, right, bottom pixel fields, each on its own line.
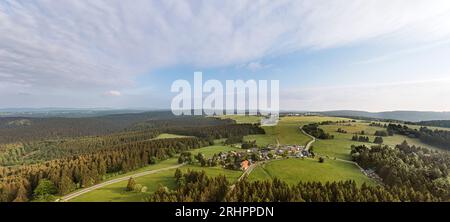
left=1, top=0, right=450, bottom=111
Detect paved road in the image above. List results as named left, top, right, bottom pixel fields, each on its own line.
left=300, top=127, right=316, bottom=151
left=299, top=127, right=377, bottom=183
left=58, top=163, right=186, bottom=202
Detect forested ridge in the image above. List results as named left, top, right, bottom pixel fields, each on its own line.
left=351, top=142, right=450, bottom=200
left=0, top=114, right=266, bottom=202
left=0, top=111, right=235, bottom=144
left=409, top=120, right=450, bottom=128
left=0, top=123, right=263, bottom=166
left=0, top=137, right=208, bottom=202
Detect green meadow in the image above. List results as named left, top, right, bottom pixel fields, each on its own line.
left=69, top=144, right=243, bottom=202
left=189, top=145, right=242, bottom=158
left=249, top=158, right=375, bottom=186
left=70, top=165, right=242, bottom=202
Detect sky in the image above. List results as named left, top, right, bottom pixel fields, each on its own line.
left=1, top=0, right=450, bottom=111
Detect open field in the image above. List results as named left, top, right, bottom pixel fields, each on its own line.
left=69, top=144, right=243, bottom=202
left=70, top=169, right=177, bottom=202
left=70, top=165, right=242, bottom=202
left=243, top=116, right=347, bottom=147
left=314, top=122, right=444, bottom=160
left=190, top=145, right=242, bottom=158
left=248, top=158, right=376, bottom=186
left=216, top=115, right=262, bottom=124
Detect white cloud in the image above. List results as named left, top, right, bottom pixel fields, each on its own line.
left=281, top=78, right=450, bottom=111
left=245, top=61, right=271, bottom=72
left=1, top=0, right=450, bottom=108
left=104, top=90, right=121, bottom=97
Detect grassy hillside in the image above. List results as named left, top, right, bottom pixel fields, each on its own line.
left=244, top=116, right=350, bottom=146
left=314, top=121, right=445, bottom=160
left=190, top=145, right=242, bottom=158
left=249, top=158, right=375, bottom=186
left=70, top=165, right=242, bottom=202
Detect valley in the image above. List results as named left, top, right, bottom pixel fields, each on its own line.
left=0, top=112, right=449, bottom=202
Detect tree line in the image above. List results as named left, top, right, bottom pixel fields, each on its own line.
left=147, top=170, right=441, bottom=202
left=0, top=137, right=208, bottom=202
left=408, top=120, right=450, bottom=129
left=0, top=112, right=235, bottom=144
left=387, top=124, right=450, bottom=150
left=351, top=141, right=449, bottom=200
left=302, top=124, right=334, bottom=139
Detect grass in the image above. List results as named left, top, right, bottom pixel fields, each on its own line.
left=70, top=165, right=242, bottom=202
left=249, top=158, right=375, bottom=186
left=313, top=122, right=444, bottom=160
left=189, top=145, right=242, bottom=158
left=69, top=144, right=243, bottom=202
left=70, top=169, right=177, bottom=202
left=215, top=115, right=262, bottom=124
left=244, top=116, right=350, bottom=147
left=179, top=165, right=242, bottom=182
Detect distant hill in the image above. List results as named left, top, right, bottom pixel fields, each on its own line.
left=320, top=110, right=450, bottom=122
left=0, top=108, right=152, bottom=118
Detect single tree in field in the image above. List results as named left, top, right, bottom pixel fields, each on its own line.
left=318, top=157, right=325, bottom=163
left=126, top=177, right=136, bottom=191
left=374, top=136, right=384, bottom=144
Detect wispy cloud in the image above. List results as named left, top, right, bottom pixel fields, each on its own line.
left=1, top=0, right=450, bottom=108
left=355, top=39, right=450, bottom=65
left=104, top=90, right=121, bottom=97
left=281, top=78, right=450, bottom=111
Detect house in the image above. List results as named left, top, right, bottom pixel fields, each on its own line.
left=240, top=160, right=249, bottom=171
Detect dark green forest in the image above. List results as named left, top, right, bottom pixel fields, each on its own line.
left=387, top=124, right=450, bottom=150
left=351, top=142, right=450, bottom=200
left=302, top=123, right=334, bottom=139
left=148, top=170, right=441, bottom=202
left=0, top=113, right=265, bottom=202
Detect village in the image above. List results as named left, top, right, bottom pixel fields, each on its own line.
left=189, top=143, right=314, bottom=172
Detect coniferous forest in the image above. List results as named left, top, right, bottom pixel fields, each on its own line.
left=0, top=112, right=266, bottom=202
left=148, top=170, right=441, bottom=202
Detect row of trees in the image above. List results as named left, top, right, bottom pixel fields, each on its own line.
left=0, top=137, right=208, bottom=202
left=350, top=141, right=450, bottom=200
left=302, top=124, right=334, bottom=139
left=148, top=170, right=441, bottom=202
left=411, top=120, right=450, bottom=129
left=387, top=124, right=450, bottom=150
left=374, top=130, right=392, bottom=137
left=351, top=135, right=370, bottom=142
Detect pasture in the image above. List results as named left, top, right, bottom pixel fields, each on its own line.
left=248, top=158, right=375, bottom=186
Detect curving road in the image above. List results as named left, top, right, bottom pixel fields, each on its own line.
left=58, top=163, right=186, bottom=202
left=300, top=127, right=316, bottom=151
left=60, top=127, right=320, bottom=201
